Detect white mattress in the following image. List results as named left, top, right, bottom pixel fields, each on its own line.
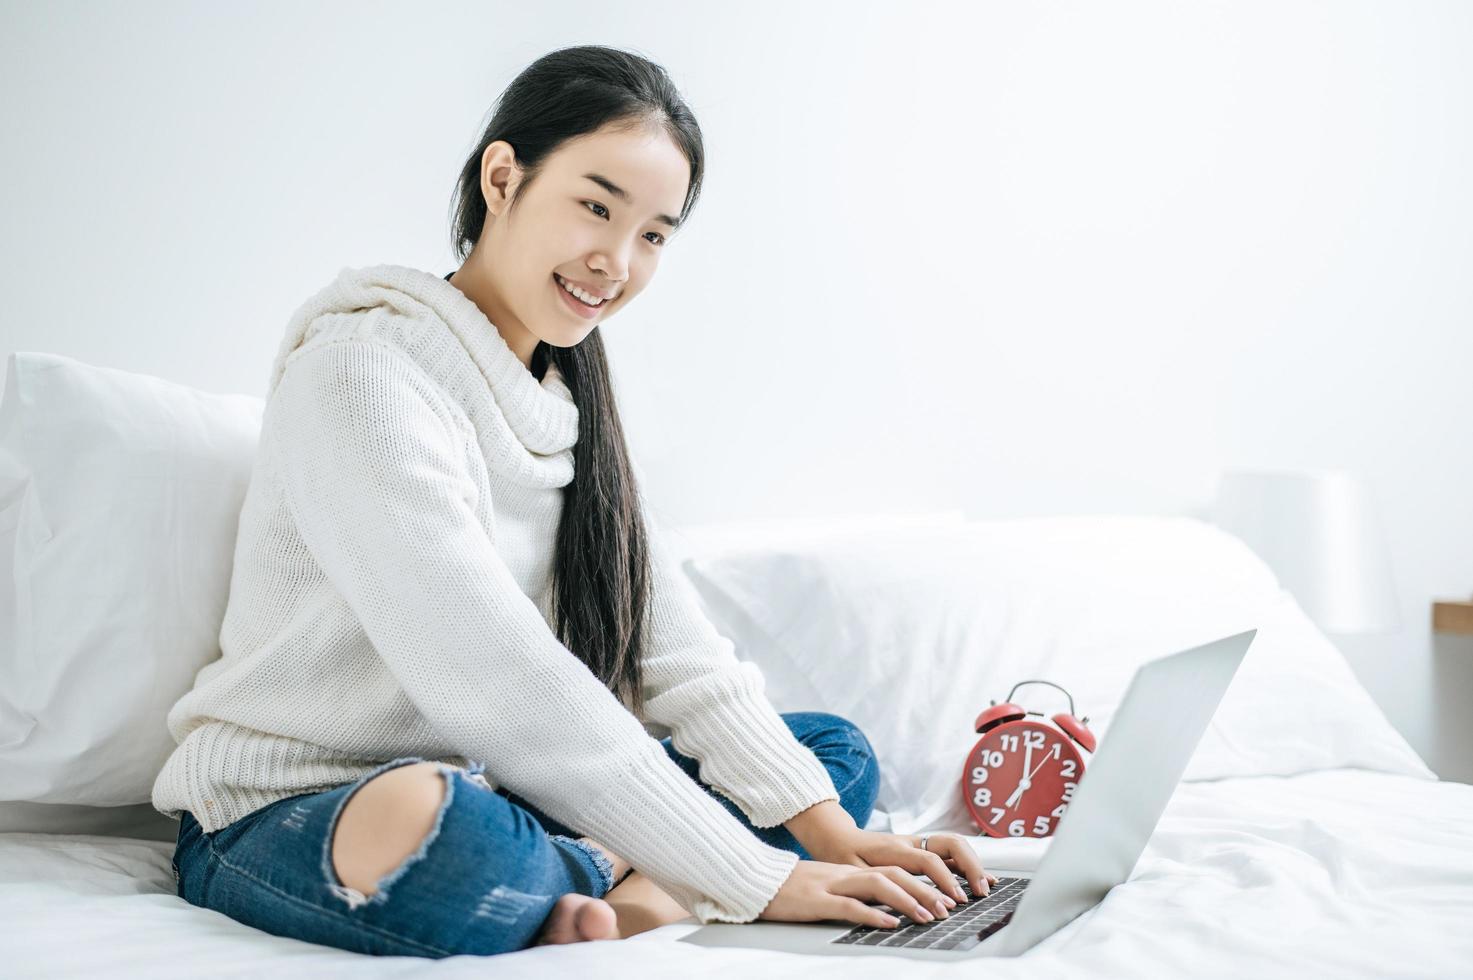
left=3, top=768, right=1470, bottom=978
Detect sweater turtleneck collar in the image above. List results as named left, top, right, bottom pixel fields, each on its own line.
left=268, top=264, right=580, bottom=488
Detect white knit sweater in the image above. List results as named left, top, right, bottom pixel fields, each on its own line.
left=151, top=264, right=839, bottom=924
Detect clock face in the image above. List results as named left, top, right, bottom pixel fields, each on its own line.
left=962, top=720, right=1085, bottom=838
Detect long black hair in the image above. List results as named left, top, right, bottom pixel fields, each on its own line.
left=448, top=46, right=705, bottom=718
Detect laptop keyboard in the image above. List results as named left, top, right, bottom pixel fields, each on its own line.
left=829, top=873, right=1027, bottom=952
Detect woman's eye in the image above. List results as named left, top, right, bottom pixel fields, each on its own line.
left=583, top=202, right=666, bottom=247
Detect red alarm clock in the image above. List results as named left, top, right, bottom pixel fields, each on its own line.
left=961, top=680, right=1097, bottom=839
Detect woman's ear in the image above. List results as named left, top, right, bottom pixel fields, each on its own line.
left=481, top=140, right=523, bottom=218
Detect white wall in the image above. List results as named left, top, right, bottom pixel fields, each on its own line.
left=3, top=1, right=1469, bottom=779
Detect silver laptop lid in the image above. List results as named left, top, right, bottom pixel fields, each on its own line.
left=986, top=628, right=1256, bottom=957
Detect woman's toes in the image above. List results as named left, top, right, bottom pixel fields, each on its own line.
left=574, top=895, right=619, bottom=940
left=533, top=894, right=620, bottom=945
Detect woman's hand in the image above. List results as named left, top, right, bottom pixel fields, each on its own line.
left=759, top=855, right=983, bottom=930
left=804, top=828, right=997, bottom=905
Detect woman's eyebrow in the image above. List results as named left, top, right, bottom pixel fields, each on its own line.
left=581, top=173, right=682, bottom=230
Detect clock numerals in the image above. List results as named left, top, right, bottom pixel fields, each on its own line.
left=1007, top=814, right=1057, bottom=836
left=993, top=810, right=1064, bottom=835
left=998, top=730, right=1048, bottom=753
left=969, top=725, right=1085, bottom=838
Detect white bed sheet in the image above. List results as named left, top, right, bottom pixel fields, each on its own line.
left=3, top=769, right=1470, bottom=979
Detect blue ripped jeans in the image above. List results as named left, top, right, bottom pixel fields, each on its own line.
left=172, top=711, right=880, bottom=959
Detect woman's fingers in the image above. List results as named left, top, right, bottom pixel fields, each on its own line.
left=925, top=833, right=996, bottom=898
left=877, top=864, right=956, bottom=917
left=832, top=869, right=944, bottom=924
left=837, top=896, right=902, bottom=929
left=915, top=848, right=967, bottom=902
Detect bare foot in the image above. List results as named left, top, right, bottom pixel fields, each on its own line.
left=532, top=893, right=621, bottom=946
left=601, top=871, right=694, bottom=937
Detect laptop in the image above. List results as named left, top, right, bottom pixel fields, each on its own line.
left=678, top=627, right=1257, bottom=959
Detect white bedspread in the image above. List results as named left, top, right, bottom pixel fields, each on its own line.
left=4, top=769, right=1470, bottom=979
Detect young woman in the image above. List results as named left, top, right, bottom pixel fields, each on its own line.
left=154, top=44, right=995, bottom=959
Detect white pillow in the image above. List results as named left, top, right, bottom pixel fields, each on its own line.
left=0, top=352, right=263, bottom=813
left=681, top=515, right=1437, bottom=835
left=659, top=510, right=968, bottom=566
left=661, top=512, right=967, bottom=728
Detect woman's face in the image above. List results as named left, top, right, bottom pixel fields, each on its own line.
left=464, top=122, right=690, bottom=366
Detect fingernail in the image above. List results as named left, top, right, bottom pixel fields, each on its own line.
left=916, top=907, right=934, bottom=922
left=942, top=895, right=956, bottom=908
left=934, top=899, right=949, bottom=918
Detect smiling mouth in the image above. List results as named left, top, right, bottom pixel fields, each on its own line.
left=553, top=273, right=608, bottom=310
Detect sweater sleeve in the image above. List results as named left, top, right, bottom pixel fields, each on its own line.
left=635, top=510, right=841, bottom=828
left=269, top=339, right=799, bottom=924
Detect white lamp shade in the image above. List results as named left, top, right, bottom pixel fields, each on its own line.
left=1210, top=468, right=1401, bottom=633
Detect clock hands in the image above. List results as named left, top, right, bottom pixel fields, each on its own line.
left=1005, top=742, right=1061, bottom=809
left=1027, top=742, right=1062, bottom=783
left=1005, top=741, right=1033, bottom=809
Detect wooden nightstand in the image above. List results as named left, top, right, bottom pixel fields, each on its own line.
left=1432, top=598, right=1473, bottom=634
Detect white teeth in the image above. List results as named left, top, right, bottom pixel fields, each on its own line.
left=555, top=274, right=605, bottom=306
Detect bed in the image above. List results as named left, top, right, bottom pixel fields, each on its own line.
left=3, top=770, right=1470, bottom=977
left=3, top=352, right=1470, bottom=978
